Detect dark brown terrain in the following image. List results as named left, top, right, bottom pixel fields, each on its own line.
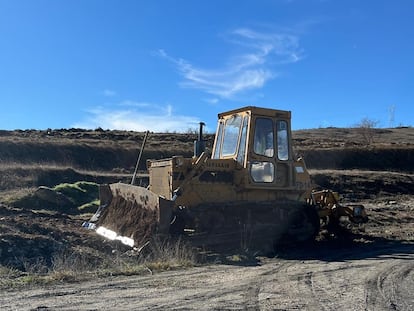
left=0, top=126, right=413, bottom=310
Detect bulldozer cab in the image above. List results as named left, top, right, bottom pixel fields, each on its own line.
left=144, top=105, right=311, bottom=210
left=211, top=106, right=304, bottom=189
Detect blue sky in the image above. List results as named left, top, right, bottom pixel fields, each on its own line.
left=0, top=0, right=413, bottom=132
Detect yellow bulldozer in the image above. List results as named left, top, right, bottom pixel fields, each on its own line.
left=90, top=106, right=367, bottom=252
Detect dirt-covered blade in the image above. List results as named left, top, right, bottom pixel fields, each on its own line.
left=94, top=183, right=173, bottom=247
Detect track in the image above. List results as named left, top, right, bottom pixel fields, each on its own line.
left=1, top=242, right=413, bottom=310
left=365, top=259, right=414, bottom=310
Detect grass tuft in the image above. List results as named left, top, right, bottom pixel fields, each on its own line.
left=0, top=237, right=197, bottom=289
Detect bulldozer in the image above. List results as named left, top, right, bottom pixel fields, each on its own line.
left=90, top=106, right=367, bottom=252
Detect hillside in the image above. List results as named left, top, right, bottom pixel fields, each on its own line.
left=0, top=126, right=413, bottom=275
left=0, top=127, right=413, bottom=200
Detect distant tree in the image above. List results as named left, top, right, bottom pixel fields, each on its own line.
left=354, top=117, right=379, bottom=145
left=186, top=127, right=198, bottom=135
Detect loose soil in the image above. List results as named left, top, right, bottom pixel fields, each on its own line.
left=0, top=127, right=413, bottom=310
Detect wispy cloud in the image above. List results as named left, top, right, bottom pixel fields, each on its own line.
left=73, top=103, right=200, bottom=132
left=102, top=89, right=117, bottom=97
left=203, top=97, right=219, bottom=105
left=158, top=27, right=303, bottom=99
left=118, top=100, right=152, bottom=108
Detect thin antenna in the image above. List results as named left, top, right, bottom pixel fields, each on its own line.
left=131, top=130, right=149, bottom=185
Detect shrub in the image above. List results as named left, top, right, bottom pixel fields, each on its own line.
left=354, top=117, right=379, bottom=145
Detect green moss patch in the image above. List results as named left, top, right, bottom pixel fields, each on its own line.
left=9, top=181, right=99, bottom=214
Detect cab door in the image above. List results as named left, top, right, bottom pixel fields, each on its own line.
left=248, top=117, right=291, bottom=187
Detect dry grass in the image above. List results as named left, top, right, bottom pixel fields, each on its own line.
left=143, top=238, right=197, bottom=271
left=0, top=237, right=197, bottom=288
left=0, top=187, right=37, bottom=204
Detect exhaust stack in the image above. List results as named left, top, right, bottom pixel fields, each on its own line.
left=194, top=122, right=206, bottom=157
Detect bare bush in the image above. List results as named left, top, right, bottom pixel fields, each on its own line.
left=354, top=117, right=379, bottom=145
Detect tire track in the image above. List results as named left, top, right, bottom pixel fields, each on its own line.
left=365, top=261, right=414, bottom=311
left=1, top=245, right=413, bottom=310
left=242, top=261, right=296, bottom=310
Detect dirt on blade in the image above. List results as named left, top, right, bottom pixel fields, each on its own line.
left=96, top=194, right=159, bottom=247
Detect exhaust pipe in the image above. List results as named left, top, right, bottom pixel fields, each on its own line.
left=194, top=122, right=206, bottom=157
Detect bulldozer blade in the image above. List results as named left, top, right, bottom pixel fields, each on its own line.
left=94, top=183, right=173, bottom=247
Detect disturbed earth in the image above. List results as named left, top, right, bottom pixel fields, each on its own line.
left=0, top=127, right=413, bottom=310
left=1, top=197, right=414, bottom=311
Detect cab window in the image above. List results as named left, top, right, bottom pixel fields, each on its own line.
left=213, top=121, right=224, bottom=159
left=250, top=161, right=274, bottom=183
left=236, top=115, right=249, bottom=165
left=277, top=120, right=289, bottom=160
left=221, top=114, right=242, bottom=157
left=253, top=118, right=274, bottom=157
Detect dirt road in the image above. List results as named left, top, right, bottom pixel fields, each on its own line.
left=1, top=240, right=413, bottom=311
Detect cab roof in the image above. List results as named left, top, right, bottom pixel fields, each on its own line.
left=218, top=106, right=291, bottom=120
